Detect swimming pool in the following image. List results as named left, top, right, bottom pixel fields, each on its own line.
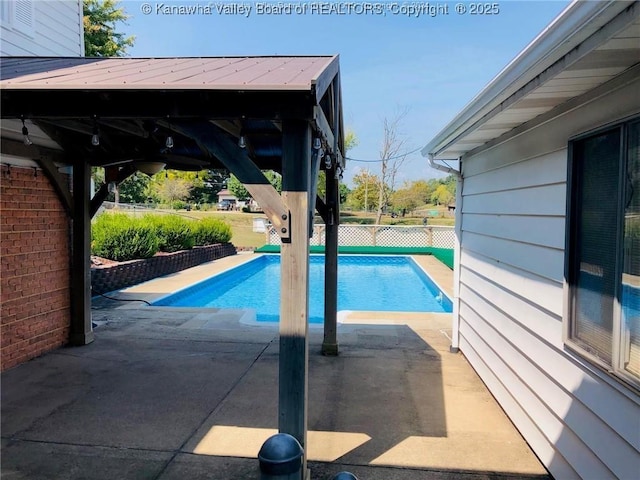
left=153, top=255, right=452, bottom=323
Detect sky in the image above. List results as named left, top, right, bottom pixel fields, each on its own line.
left=121, top=0, right=572, bottom=187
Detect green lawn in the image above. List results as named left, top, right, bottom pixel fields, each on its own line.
left=180, top=211, right=267, bottom=248
left=116, top=206, right=455, bottom=248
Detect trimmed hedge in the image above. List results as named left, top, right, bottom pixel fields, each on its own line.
left=192, top=217, right=232, bottom=246
left=144, top=215, right=194, bottom=253
left=92, top=213, right=159, bottom=262
left=92, top=213, right=233, bottom=261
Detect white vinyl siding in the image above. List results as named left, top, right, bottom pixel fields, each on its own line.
left=0, top=0, right=82, bottom=56
left=458, top=78, right=640, bottom=479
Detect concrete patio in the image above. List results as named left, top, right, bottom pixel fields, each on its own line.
left=1, top=254, right=550, bottom=479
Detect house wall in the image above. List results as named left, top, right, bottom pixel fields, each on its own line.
left=0, top=0, right=83, bottom=56
left=0, top=1, right=81, bottom=371
left=458, top=78, right=640, bottom=479
left=1, top=166, right=71, bottom=371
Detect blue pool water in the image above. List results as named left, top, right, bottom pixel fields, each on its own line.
left=154, top=255, right=453, bottom=323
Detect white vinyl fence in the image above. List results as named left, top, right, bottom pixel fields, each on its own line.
left=266, top=224, right=455, bottom=249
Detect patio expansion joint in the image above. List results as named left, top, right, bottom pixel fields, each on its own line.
left=151, top=336, right=276, bottom=480
left=1, top=437, right=176, bottom=456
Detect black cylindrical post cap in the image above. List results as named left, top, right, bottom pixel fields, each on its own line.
left=258, top=433, right=304, bottom=475
left=331, top=473, right=358, bottom=480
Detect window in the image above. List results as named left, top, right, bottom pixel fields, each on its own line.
left=566, top=118, right=640, bottom=389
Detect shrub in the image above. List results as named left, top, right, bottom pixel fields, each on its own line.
left=171, top=200, right=188, bottom=210
left=92, top=213, right=159, bottom=261
left=192, top=217, right=232, bottom=246
left=144, top=215, right=195, bottom=253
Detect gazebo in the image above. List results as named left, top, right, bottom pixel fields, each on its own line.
left=0, top=55, right=345, bottom=471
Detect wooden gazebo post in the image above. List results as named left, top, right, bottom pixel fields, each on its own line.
left=322, top=162, right=339, bottom=356
left=279, top=119, right=312, bottom=468
left=69, top=159, right=94, bottom=346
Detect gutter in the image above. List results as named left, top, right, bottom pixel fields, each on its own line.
left=427, top=154, right=462, bottom=353
left=450, top=172, right=463, bottom=353
left=427, top=153, right=459, bottom=176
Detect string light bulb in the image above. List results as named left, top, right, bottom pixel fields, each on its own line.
left=238, top=135, right=246, bottom=149
left=313, top=137, right=322, bottom=150
left=91, top=119, right=100, bottom=146
left=21, top=118, right=33, bottom=146
left=166, top=116, right=174, bottom=149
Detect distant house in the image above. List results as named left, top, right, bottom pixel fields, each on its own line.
left=423, top=1, right=639, bottom=478
left=217, top=189, right=238, bottom=203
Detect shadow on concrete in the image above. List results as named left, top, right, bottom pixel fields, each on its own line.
left=1, top=304, right=549, bottom=479
left=183, top=322, right=446, bottom=464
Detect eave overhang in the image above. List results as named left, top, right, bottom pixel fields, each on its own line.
left=422, top=0, right=640, bottom=162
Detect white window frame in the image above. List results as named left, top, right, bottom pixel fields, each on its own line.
left=564, top=116, right=640, bottom=392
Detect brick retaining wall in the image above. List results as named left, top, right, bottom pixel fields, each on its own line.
left=91, top=243, right=237, bottom=294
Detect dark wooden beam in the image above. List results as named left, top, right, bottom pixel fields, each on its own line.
left=69, top=159, right=94, bottom=346
left=2, top=90, right=314, bottom=120
left=0, top=137, right=65, bottom=162
left=315, top=196, right=328, bottom=223
left=308, top=143, right=322, bottom=237
left=279, top=119, right=311, bottom=474
left=173, top=121, right=291, bottom=240
left=35, top=158, right=73, bottom=215
left=90, top=165, right=137, bottom=218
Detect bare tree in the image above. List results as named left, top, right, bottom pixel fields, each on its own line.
left=375, top=111, right=409, bottom=224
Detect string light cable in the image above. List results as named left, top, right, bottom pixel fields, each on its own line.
left=345, top=145, right=424, bottom=163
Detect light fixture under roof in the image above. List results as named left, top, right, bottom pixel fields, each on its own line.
left=135, top=161, right=166, bottom=176
left=238, top=135, right=247, bottom=149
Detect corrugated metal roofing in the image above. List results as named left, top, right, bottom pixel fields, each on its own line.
left=0, top=56, right=338, bottom=91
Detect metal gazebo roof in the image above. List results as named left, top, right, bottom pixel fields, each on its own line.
left=0, top=55, right=344, bottom=173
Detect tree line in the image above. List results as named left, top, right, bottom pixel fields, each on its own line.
left=93, top=166, right=455, bottom=214
left=346, top=172, right=456, bottom=215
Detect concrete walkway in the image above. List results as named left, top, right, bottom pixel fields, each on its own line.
left=1, top=254, right=550, bottom=479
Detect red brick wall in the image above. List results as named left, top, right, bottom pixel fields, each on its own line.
left=1, top=165, right=71, bottom=371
